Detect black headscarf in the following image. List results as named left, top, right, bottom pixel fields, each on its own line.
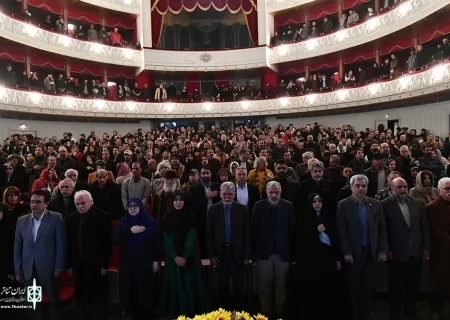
left=161, top=191, right=196, bottom=256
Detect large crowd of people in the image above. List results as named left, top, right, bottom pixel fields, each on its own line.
left=1, top=123, right=450, bottom=320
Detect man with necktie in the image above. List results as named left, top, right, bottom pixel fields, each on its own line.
left=14, top=189, right=66, bottom=320
left=337, top=174, right=388, bottom=320
left=206, top=181, right=250, bottom=310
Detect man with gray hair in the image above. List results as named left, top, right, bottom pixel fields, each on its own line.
left=295, top=151, right=314, bottom=181
left=206, top=181, right=250, bottom=311
left=251, top=180, right=295, bottom=319
left=337, top=174, right=388, bottom=320
left=425, top=177, right=450, bottom=319
left=297, top=159, right=337, bottom=211
left=51, top=169, right=89, bottom=201
left=66, top=190, right=112, bottom=320
left=49, top=178, right=76, bottom=218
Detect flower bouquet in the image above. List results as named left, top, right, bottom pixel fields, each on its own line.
left=177, top=308, right=269, bottom=320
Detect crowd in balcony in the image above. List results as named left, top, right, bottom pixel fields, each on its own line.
left=0, top=121, right=450, bottom=319
left=0, top=3, right=139, bottom=49
left=277, top=37, right=450, bottom=95
left=271, top=0, right=405, bottom=47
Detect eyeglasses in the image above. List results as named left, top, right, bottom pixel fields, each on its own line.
left=128, top=204, right=138, bottom=208
left=174, top=197, right=184, bottom=202
left=30, top=200, right=44, bottom=204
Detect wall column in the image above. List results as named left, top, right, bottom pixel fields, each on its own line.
left=138, top=0, right=152, bottom=47
left=25, top=48, right=31, bottom=76
left=22, top=0, right=28, bottom=11
left=338, top=0, right=343, bottom=19
left=65, top=58, right=71, bottom=77
left=305, top=60, right=309, bottom=78
left=375, top=47, right=381, bottom=64
left=374, top=0, right=380, bottom=12
left=103, top=68, right=108, bottom=84
left=339, top=57, right=344, bottom=79
left=413, top=36, right=419, bottom=47
left=257, top=0, right=274, bottom=46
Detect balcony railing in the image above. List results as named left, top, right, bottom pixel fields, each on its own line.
left=79, top=0, right=142, bottom=15
left=0, top=61, right=448, bottom=118
left=266, top=0, right=315, bottom=13
left=0, top=12, right=143, bottom=67
left=269, top=0, right=447, bottom=64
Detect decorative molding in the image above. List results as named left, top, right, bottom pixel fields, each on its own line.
left=269, top=0, right=447, bottom=64
left=144, top=47, right=269, bottom=71
left=0, top=12, right=143, bottom=67
left=266, top=0, right=315, bottom=13
left=0, top=63, right=449, bottom=118
left=79, top=0, right=141, bottom=15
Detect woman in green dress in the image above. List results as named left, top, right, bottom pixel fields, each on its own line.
left=161, top=191, right=209, bottom=317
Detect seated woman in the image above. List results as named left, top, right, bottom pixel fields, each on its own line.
left=161, top=191, right=209, bottom=317
left=31, top=168, right=60, bottom=192
left=112, top=198, right=160, bottom=320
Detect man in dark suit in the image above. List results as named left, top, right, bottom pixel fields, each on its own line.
left=66, top=190, right=112, bottom=319
left=189, top=166, right=220, bottom=257
left=55, top=146, right=77, bottom=179
left=252, top=181, right=295, bottom=319
left=234, top=166, right=260, bottom=221
left=14, top=189, right=66, bottom=320
left=382, top=177, right=429, bottom=320
left=262, top=160, right=297, bottom=204
left=49, top=178, right=77, bottom=218
left=206, top=182, right=250, bottom=310
left=297, top=159, right=337, bottom=212
left=337, top=174, right=388, bottom=320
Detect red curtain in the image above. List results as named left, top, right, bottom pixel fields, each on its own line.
left=151, top=0, right=257, bottom=47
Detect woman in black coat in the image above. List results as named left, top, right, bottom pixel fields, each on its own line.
left=295, top=193, right=343, bottom=320
left=112, top=198, right=161, bottom=320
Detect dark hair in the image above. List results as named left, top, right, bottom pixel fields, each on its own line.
left=31, top=190, right=51, bottom=203
left=200, top=166, right=211, bottom=173
left=275, top=159, right=287, bottom=166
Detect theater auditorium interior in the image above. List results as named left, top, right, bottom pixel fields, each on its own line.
left=0, top=0, right=450, bottom=319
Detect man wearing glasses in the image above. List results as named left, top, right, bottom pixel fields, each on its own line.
left=425, top=177, right=450, bottom=320
left=14, top=189, right=66, bottom=319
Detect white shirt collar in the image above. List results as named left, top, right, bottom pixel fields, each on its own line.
left=33, top=211, right=46, bottom=222
left=237, top=183, right=247, bottom=190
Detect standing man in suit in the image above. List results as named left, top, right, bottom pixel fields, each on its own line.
left=66, top=190, right=112, bottom=320
left=234, top=166, right=260, bottom=221
left=382, top=177, right=429, bottom=320
left=14, top=189, right=66, bottom=320
left=262, top=160, right=297, bottom=204
left=337, top=174, right=388, bottom=320
left=252, top=181, right=295, bottom=319
left=189, top=166, right=220, bottom=257
left=206, top=181, right=250, bottom=310
left=425, top=177, right=450, bottom=320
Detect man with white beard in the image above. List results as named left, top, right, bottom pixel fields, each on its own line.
left=152, top=169, right=179, bottom=224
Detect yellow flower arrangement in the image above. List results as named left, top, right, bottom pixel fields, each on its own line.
left=176, top=309, right=270, bottom=320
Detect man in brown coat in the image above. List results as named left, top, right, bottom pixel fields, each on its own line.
left=425, top=177, right=450, bottom=320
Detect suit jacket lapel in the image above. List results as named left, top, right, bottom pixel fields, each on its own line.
left=34, top=212, right=50, bottom=246
left=28, top=214, right=34, bottom=247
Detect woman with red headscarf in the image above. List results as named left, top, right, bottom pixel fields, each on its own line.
left=31, top=168, right=60, bottom=192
